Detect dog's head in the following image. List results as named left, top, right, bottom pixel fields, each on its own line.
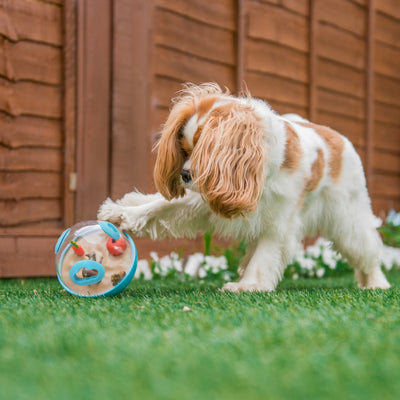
left=153, top=83, right=267, bottom=218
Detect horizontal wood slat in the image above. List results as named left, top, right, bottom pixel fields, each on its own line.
left=371, top=173, right=400, bottom=198
left=0, top=199, right=61, bottom=227
left=374, top=42, right=400, bottom=79
left=246, top=39, right=308, bottom=82
left=373, top=150, right=400, bottom=174
left=0, top=223, right=62, bottom=236
left=0, top=0, right=62, bottom=45
left=0, top=172, right=60, bottom=199
left=0, top=147, right=62, bottom=172
left=154, top=46, right=235, bottom=87
left=317, top=24, right=366, bottom=70
left=0, top=78, right=61, bottom=118
left=247, top=2, right=308, bottom=52
left=268, top=100, right=308, bottom=118
left=280, top=0, right=309, bottom=16
left=317, top=88, right=365, bottom=120
left=376, top=12, right=400, bottom=47
left=375, top=0, right=400, bottom=20
left=156, top=0, right=236, bottom=30
left=375, top=102, right=400, bottom=125
left=246, top=71, right=308, bottom=108
left=0, top=37, right=61, bottom=84
left=374, top=122, right=400, bottom=152
left=317, top=59, right=366, bottom=98
left=372, top=197, right=400, bottom=217
left=155, top=8, right=235, bottom=65
left=375, top=74, right=400, bottom=107
left=0, top=114, right=62, bottom=148
left=0, top=236, right=57, bottom=277
left=315, top=0, right=366, bottom=37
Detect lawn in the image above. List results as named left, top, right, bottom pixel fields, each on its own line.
left=1, top=272, right=400, bottom=400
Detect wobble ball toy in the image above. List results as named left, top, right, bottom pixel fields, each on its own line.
left=55, top=221, right=137, bottom=297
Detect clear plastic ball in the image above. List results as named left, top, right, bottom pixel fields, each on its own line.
left=55, top=221, right=137, bottom=297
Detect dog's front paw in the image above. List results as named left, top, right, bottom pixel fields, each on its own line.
left=221, top=282, right=275, bottom=293
left=97, top=198, right=124, bottom=225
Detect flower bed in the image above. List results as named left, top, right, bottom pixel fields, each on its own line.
left=134, top=237, right=400, bottom=282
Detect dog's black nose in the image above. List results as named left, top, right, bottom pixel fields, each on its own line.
left=181, top=169, right=192, bottom=184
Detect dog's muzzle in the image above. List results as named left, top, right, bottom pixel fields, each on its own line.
left=181, top=169, right=192, bottom=184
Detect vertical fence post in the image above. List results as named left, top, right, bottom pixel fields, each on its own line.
left=63, top=0, right=77, bottom=227
left=75, top=0, right=112, bottom=220
left=366, top=0, right=375, bottom=187
left=308, top=0, right=317, bottom=122
left=236, top=0, right=246, bottom=93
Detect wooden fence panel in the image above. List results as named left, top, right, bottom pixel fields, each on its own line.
left=1, top=0, right=400, bottom=277
left=75, top=0, right=112, bottom=221
left=110, top=0, right=153, bottom=199
left=0, top=0, right=64, bottom=277
left=245, top=1, right=309, bottom=115
left=371, top=2, right=400, bottom=212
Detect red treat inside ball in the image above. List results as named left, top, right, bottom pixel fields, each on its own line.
left=71, top=240, right=85, bottom=256
left=107, top=237, right=127, bottom=256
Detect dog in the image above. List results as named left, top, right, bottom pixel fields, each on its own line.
left=98, top=83, right=390, bottom=292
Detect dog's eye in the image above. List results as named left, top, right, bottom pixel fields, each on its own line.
left=181, top=146, right=189, bottom=158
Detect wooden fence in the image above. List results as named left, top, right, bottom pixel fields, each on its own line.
left=0, top=0, right=399, bottom=277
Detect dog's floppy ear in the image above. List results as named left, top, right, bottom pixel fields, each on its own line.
left=153, top=102, right=193, bottom=200
left=191, top=103, right=267, bottom=218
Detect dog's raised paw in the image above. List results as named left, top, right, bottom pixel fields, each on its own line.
left=97, top=199, right=123, bottom=225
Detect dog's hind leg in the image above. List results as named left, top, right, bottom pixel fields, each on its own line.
left=323, top=198, right=390, bottom=290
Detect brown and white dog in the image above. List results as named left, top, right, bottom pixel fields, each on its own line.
left=98, top=83, right=390, bottom=292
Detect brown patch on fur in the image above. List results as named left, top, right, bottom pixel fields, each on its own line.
left=154, top=83, right=229, bottom=200
left=153, top=102, right=195, bottom=199
left=191, top=102, right=266, bottom=218
left=196, top=96, right=218, bottom=119
left=299, top=122, right=345, bottom=182
left=208, top=103, right=236, bottom=121
left=193, top=126, right=203, bottom=147
left=281, top=122, right=302, bottom=172
left=181, top=137, right=192, bottom=157
left=305, top=148, right=325, bottom=192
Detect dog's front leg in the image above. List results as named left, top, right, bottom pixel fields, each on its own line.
left=98, top=190, right=210, bottom=240
left=222, top=237, right=285, bottom=292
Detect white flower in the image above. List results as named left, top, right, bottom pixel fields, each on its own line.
left=298, top=256, right=316, bottom=270
left=381, top=245, right=400, bottom=270
left=198, top=266, right=207, bottom=278
left=204, top=255, right=228, bottom=273
left=293, top=273, right=299, bottom=280
left=386, top=209, right=400, bottom=226
left=316, top=268, right=325, bottom=278
left=321, top=249, right=337, bottom=269
left=135, top=260, right=153, bottom=280
left=150, top=252, right=159, bottom=262
left=184, top=253, right=204, bottom=276
left=306, top=245, right=321, bottom=258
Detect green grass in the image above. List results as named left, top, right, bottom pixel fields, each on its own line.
left=1, top=272, right=400, bottom=400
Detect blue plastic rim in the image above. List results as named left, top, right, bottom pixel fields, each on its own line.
left=101, top=232, right=138, bottom=297
left=56, top=227, right=138, bottom=298
left=55, top=228, right=71, bottom=254
left=99, top=221, right=120, bottom=240
left=69, top=260, right=106, bottom=286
